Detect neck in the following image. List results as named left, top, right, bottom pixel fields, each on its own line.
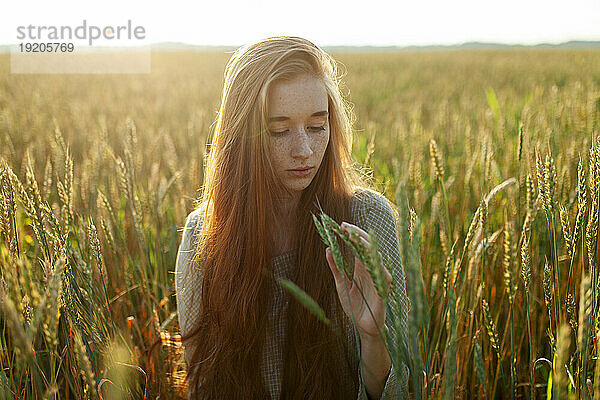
left=272, top=192, right=301, bottom=254
left=274, top=191, right=301, bottom=221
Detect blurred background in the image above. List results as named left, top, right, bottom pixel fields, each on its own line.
left=1, top=1, right=599, bottom=399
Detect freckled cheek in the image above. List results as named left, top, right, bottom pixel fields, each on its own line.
left=272, top=138, right=298, bottom=172
left=313, top=132, right=329, bottom=157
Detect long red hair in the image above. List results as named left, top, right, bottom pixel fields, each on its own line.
left=181, top=36, right=369, bottom=399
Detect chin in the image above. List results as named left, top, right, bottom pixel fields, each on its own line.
left=283, top=182, right=310, bottom=193
left=286, top=185, right=308, bottom=193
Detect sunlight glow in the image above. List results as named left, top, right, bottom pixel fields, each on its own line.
left=2, top=0, right=599, bottom=47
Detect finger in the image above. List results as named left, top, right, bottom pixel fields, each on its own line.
left=352, top=257, right=372, bottom=289
left=326, top=248, right=345, bottom=281
left=354, top=256, right=391, bottom=294
left=341, top=222, right=370, bottom=241
left=354, top=255, right=367, bottom=271
left=327, top=248, right=351, bottom=288
left=384, top=267, right=392, bottom=283
left=384, top=268, right=393, bottom=290
left=325, top=248, right=340, bottom=277
left=341, top=224, right=372, bottom=254
left=347, top=233, right=370, bottom=250
left=358, top=235, right=370, bottom=248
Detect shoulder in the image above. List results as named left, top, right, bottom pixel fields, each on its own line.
left=178, top=203, right=209, bottom=250
left=176, top=203, right=208, bottom=277
left=175, top=204, right=208, bottom=336
left=349, top=187, right=402, bottom=269
left=183, top=203, right=207, bottom=235
left=350, top=187, right=398, bottom=227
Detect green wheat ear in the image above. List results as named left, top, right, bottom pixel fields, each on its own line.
left=312, top=213, right=329, bottom=244
left=316, top=212, right=388, bottom=301
left=317, top=213, right=352, bottom=277
left=278, top=278, right=330, bottom=326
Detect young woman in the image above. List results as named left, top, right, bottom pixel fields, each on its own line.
left=175, top=36, right=409, bottom=400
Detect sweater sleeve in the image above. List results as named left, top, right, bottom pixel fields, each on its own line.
left=355, top=190, right=410, bottom=400
left=175, top=208, right=205, bottom=368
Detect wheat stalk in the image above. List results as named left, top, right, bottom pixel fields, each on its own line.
left=559, top=204, right=573, bottom=259
left=429, top=139, right=445, bottom=183
left=553, top=324, right=570, bottom=399
left=73, top=329, right=98, bottom=399
left=577, top=275, right=592, bottom=392
left=442, top=240, right=456, bottom=297
left=543, top=261, right=556, bottom=350
left=443, top=285, right=457, bottom=400
left=520, top=233, right=534, bottom=399
left=502, top=221, right=516, bottom=305
left=42, top=156, right=53, bottom=201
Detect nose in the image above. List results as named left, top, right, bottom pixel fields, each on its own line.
left=291, top=128, right=313, bottom=160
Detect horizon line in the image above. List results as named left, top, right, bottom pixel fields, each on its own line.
left=1, top=39, right=599, bottom=52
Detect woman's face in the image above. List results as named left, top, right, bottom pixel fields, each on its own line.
left=266, top=73, right=330, bottom=197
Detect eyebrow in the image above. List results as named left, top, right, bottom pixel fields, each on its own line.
left=268, top=111, right=328, bottom=123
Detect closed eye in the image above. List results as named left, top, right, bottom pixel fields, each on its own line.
left=269, top=126, right=326, bottom=136
left=269, top=129, right=288, bottom=136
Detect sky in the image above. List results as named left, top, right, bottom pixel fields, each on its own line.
left=2, top=0, right=600, bottom=47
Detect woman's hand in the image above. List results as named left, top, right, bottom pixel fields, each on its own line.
left=325, top=221, right=392, bottom=340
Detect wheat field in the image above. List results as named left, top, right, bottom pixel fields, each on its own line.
left=0, top=48, right=600, bottom=398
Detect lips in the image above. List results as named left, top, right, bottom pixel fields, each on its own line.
left=288, top=166, right=314, bottom=177
left=288, top=167, right=314, bottom=172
